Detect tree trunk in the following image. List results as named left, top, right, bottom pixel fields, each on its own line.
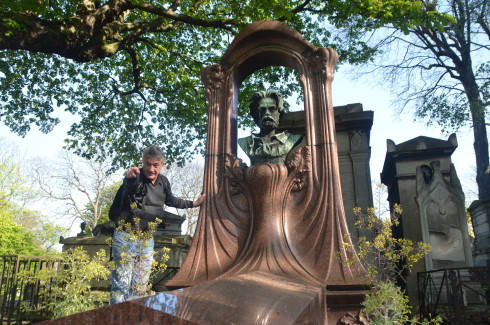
left=462, top=73, right=490, bottom=200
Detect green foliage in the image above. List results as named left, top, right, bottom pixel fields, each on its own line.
left=0, top=140, right=38, bottom=207
left=363, top=281, right=442, bottom=325
left=340, top=205, right=439, bottom=324
left=8, top=206, right=67, bottom=252
left=19, top=247, right=112, bottom=319
left=37, top=222, right=68, bottom=251
left=414, top=93, right=471, bottom=133
left=0, top=209, right=43, bottom=256
left=321, top=0, right=455, bottom=34
left=0, top=0, right=78, bottom=20
left=0, top=138, right=68, bottom=252
left=363, top=281, right=410, bottom=324
left=477, top=62, right=490, bottom=110
left=0, top=0, right=453, bottom=169
left=352, top=205, right=432, bottom=282
left=113, top=216, right=169, bottom=299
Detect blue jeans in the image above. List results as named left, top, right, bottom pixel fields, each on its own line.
left=110, top=229, right=154, bottom=304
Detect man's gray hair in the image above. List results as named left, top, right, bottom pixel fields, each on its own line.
left=143, top=145, right=165, bottom=163
left=249, top=90, right=285, bottom=125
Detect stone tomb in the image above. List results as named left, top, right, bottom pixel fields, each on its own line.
left=46, top=21, right=369, bottom=325
left=278, top=103, right=374, bottom=244
left=381, top=134, right=474, bottom=309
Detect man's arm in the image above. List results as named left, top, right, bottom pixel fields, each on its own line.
left=163, top=176, right=205, bottom=208
left=122, top=167, right=141, bottom=196
left=192, top=193, right=206, bottom=207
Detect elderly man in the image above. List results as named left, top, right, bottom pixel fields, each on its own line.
left=110, top=145, right=204, bottom=304
left=238, top=90, right=303, bottom=165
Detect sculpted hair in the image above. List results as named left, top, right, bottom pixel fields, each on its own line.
left=143, top=145, right=165, bottom=163
left=249, top=90, right=286, bottom=125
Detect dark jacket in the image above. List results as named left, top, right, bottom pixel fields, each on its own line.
left=120, top=170, right=193, bottom=230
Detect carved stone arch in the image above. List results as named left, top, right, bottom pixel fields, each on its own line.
left=168, top=20, right=368, bottom=289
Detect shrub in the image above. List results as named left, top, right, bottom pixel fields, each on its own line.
left=20, top=247, right=112, bottom=319
left=341, top=205, right=441, bottom=324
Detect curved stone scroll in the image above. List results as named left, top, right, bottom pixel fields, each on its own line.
left=167, top=20, right=368, bottom=289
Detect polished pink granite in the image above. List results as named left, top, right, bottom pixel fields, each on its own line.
left=41, top=272, right=325, bottom=325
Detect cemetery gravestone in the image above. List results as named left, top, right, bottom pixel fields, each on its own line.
left=45, top=20, right=370, bottom=325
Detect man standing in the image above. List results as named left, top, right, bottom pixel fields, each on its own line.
left=238, top=90, right=303, bottom=165
left=110, top=145, right=204, bottom=304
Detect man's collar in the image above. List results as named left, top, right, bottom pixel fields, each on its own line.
left=272, top=131, right=290, bottom=144
left=156, top=174, right=163, bottom=185
left=252, top=130, right=290, bottom=143
left=140, top=172, right=163, bottom=185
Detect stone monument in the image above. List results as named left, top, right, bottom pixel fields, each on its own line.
left=277, top=103, right=374, bottom=244
left=381, top=134, right=473, bottom=308
left=165, top=20, right=370, bottom=323
left=469, top=199, right=490, bottom=267
left=46, top=21, right=369, bottom=325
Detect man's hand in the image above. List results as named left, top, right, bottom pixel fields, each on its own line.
left=125, top=167, right=140, bottom=178
left=192, top=193, right=206, bottom=207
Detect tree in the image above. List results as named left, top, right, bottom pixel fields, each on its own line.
left=84, top=180, right=122, bottom=228
left=163, top=161, right=204, bottom=235
left=0, top=138, right=38, bottom=208
left=0, top=209, right=43, bottom=256
left=354, top=0, right=489, bottom=200
left=0, top=1, right=453, bottom=169
left=33, top=150, right=117, bottom=233
left=9, top=207, right=68, bottom=252
left=0, top=137, right=67, bottom=252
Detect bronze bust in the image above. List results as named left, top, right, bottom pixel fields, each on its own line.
left=238, top=90, right=303, bottom=165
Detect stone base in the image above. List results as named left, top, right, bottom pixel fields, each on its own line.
left=40, top=272, right=327, bottom=324
left=39, top=299, right=197, bottom=325
left=326, top=286, right=370, bottom=324
left=40, top=272, right=368, bottom=324
left=469, top=199, right=490, bottom=266
left=144, top=272, right=327, bottom=324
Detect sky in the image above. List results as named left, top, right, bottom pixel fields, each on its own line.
left=0, top=65, right=479, bottom=233
left=332, top=67, right=477, bottom=202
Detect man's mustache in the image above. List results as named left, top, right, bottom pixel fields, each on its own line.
left=261, top=117, right=277, bottom=123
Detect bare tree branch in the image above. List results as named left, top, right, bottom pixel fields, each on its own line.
left=33, top=151, right=116, bottom=232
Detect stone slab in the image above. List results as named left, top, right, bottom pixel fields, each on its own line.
left=138, top=271, right=326, bottom=324
left=38, top=299, right=198, bottom=325
left=40, top=271, right=326, bottom=325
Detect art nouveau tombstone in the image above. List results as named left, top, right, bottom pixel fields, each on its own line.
left=39, top=21, right=369, bottom=325
left=164, top=20, right=369, bottom=323
left=168, top=20, right=368, bottom=289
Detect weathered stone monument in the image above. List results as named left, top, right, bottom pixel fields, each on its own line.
left=381, top=134, right=473, bottom=307
left=46, top=21, right=370, bottom=324
left=278, top=103, right=374, bottom=244
left=469, top=199, right=490, bottom=267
